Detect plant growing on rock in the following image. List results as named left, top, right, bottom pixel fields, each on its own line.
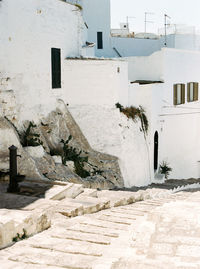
left=12, top=229, right=28, bottom=242
left=21, top=122, right=43, bottom=147
left=159, top=161, right=172, bottom=179
left=60, top=135, right=90, bottom=178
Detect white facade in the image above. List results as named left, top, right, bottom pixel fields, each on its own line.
left=1, top=0, right=200, bottom=187
left=0, top=0, right=90, bottom=124
left=0, top=0, right=150, bottom=187
left=80, top=0, right=113, bottom=57
left=127, top=48, right=200, bottom=180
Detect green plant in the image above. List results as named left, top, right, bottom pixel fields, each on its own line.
left=115, top=103, right=149, bottom=135
left=12, top=229, right=28, bottom=242
left=60, top=135, right=90, bottom=178
left=159, top=161, right=172, bottom=179
left=21, top=122, right=43, bottom=147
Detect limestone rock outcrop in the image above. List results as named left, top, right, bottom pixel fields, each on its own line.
left=0, top=101, right=124, bottom=189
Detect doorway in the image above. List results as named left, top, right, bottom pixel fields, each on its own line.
left=154, top=131, right=159, bottom=171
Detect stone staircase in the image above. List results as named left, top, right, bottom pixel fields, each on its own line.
left=0, top=179, right=176, bottom=250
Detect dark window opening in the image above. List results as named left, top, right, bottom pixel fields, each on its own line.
left=97, top=32, right=103, bottom=49
left=51, top=48, right=61, bottom=89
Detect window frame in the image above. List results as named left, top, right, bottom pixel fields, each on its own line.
left=187, top=82, right=198, bottom=102
left=173, top=83, right=185, bottom=105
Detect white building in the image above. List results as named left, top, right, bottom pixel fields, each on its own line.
left=126, top=48, right=200, bottom=180
left=1, top=0, right=200, bottom=187
left=74, top=0, right=200, bottom=57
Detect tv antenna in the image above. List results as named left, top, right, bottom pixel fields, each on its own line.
left=144, top=12, right=154, bottom=33
left=126, top=16, right=136, bottom=31
left=164, top=14, right=171, bottom=46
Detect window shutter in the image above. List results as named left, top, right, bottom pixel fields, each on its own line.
left=187, top=83, right=190, bottom=102
left=51, top=48, right=61, bottom=89
left=173, top=84, right=177, bottom=105
left=194, top=83, right=198, bottom=101
left=181, top=84, right=185, bottom=104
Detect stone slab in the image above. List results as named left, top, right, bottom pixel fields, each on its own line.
left=4, top=246, right=98, bottom=269
left=66, top=223, right=119, bottom=238
left=50, top=228, right=111, bottom=245
left=26, top=235, right=105, bottom=257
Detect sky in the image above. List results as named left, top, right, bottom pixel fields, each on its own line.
left=110, top=0, right=200, bottom=34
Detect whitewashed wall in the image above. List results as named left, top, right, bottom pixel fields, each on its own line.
left=124, top=50, right=164, bottom=82
left=127, top=48, right=200, bottom=180
left=62, top=59, right=153, bottom=187
left=159, top=49, right=200, bottom=179
left=81, top=0, right=113, bottom=57
left=62, top=59, right=129, bottom=106
left=128, top=83, right=164, bottom=181
left=111, top=37, right=161, bottom=58
left=0, top=0, right=85, bottom=124
left=69, top=105, right=151, bottom=187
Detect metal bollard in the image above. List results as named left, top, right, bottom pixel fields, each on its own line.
left=7, top=145, right=20, bottom=193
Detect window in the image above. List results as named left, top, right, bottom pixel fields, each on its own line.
left=173, top=84, right=185, bottom=105
left=51, top=48, right=61, bottom=89
left=187, top=82, right=198, bottom=102
left=97, top=32, right=103, bottom=49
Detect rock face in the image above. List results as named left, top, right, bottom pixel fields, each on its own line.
left=0, top=101, right=124, bottom=189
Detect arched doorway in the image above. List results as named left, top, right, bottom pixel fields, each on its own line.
left=154, top=131, right=159, bottom=171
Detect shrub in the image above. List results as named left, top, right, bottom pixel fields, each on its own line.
left=159, top=161, right=172, bottom=179
left=60, top=135, right=90, bottom=178
left=115, top=103, right=149, bottom=134
left=21, top=122, right=43, bottom=147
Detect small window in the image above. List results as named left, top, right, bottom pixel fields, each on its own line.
left=51, top=48, right=61, bottom=89
left=97, top=32, right=103, bottom=49
left=187, top=82, right=198, bottom=102
left=173, top=84, right=185, bottom=105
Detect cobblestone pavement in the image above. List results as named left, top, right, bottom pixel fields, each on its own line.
left=1, top=189, right=200, bottom=269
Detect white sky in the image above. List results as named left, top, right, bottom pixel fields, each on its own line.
left=110, top=0, right=200, bottom=33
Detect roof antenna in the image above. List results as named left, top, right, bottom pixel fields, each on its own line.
left=164, top=14, right=171, bottom=46
left=144, top=12, right=154, bottom=33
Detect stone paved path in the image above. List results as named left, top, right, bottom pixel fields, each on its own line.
left=1, top=189, right=200, bottom=268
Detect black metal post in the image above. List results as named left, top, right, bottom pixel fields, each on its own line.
left=7, top=145, right=20, bottom=193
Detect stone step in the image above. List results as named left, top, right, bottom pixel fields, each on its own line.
left=3, top=245, right=98, bottom=269
left=45, top=183, right=83, bottom=200
left=66, top=223, right=119, bottom=238
left=0, top=259, right=62, bottom=269
left=73, top=197, right=110, bottom=214
left=102, top=212, right=136, bottom=221
left=0, top=208, right=50, bottom=249
left=77, top=188, right=98, bottom=198
left=110, top=208, right=145, bottom=216
left=50, top=228, right=111, bottom=245
left=97, top=214, right=132, bottom=225
left=55, top=203, right=84, bottom=218
left=57, top=197, right=110, bottom=217
left=97, top=190, right=144, bottom=207
left=21, top=234, right=105, bottom=257
left=80, top=218, right=129, bottom=231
